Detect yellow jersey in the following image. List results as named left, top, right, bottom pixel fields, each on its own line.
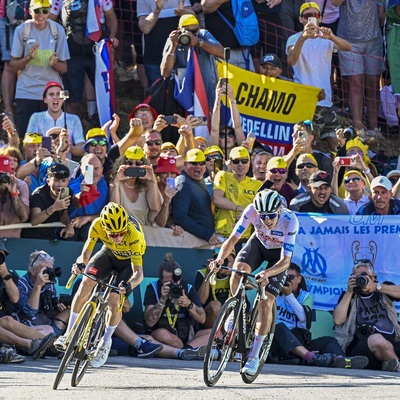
left=86, top=215, right=146, bottom=266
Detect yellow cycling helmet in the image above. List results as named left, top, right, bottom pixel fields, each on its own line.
left=100, top=202, right=129, bottom=233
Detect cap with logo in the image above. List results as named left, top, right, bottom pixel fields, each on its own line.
left=0, top=156, right=13, bottom=174
left=179, top=14, right=199, bottom=28
left=125, top=146, right=144, bottom=160
left=296, top=153, right=317, bottom=167
left=155, top=157, right=180, bottom=175
left=267, top=156, right=287, bottom=169
left=23, top=132, right=43, bottom=145
left=186, top=149, right=206, bottom=163
left=309, top=170, right=331, bottom=187
left=128, top=103, right=158, bottom=122
left=47, top=163, right=70, bottom=178
left=370, top=176, right=393, bottom=191
left=229, top=146, right=250, bottom=160
left=300, top=1, right=321, bottom=15
left=43, top=81, right=63, bottom=99
left=30, top=0, right=50, bottom=10
left=261, top=54, right=282, bottom=69
left=83, top=128, right=110, bottom=152
left=204, top=145, right=224, bottom=157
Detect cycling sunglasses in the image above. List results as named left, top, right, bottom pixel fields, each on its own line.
left=146, top=139, right=162, bottom=146
left=188, top=161, right=206, bottom=166
left=34, top=8, right=50, bottom=14
left=107, top=231, right=127, bottom=239
left=269, top=168, right=287, bottom=174
left=126, top=159, right=144, bottom=166
left=90, top=140, right=107, bottom=147
left=219, top=132, right=235, bottom=139
left=297, top=163, right=317, bottom=169
left=231, top=159, right=249, bottom=165
left=344, top=177, right=362, bottom=184
left=206, top=155, right=223, bottom=162
left=259, top=212, right=278, bottom=220
left=302, top=12, right=320, bottom=19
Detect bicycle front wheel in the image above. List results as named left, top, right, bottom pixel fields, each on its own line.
left=203, top=297, right=238, bottom=387
left=53, top=304, right=93, bottom=390
left=71, top=315, right=106, bottom=387
left=241, top=301, right=277, bottom=384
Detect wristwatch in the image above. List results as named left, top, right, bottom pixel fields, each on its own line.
left=187, top=302, right=194, bottom=310
left=376, top=283, right=382, bottom=292
left=2, top=274, right=12, bottom=281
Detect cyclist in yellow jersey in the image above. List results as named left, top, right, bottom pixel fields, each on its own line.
left=54, top=202, right=146, bottom=367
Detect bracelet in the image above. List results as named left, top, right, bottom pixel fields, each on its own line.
left=363, top=168, right=371, bottom=175
left=168, top=53, right=175, bottom=56
left=9, top=191, right=19, bottom=198
left=2, top=274, right=12, bottom=281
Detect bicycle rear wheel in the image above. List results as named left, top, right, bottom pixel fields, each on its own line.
left=71, top=315, right=106, bottom=387
left=203, top=297, right=239, bottom=387
left=53, top=304, right=93, bottom=390
left=241, top=301, right=277, bottom=384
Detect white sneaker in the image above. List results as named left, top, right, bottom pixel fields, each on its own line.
left=241, top=356, right=260, bottom=375
left=91, top=339, right=112, bottom=368
left=53, top=335, right=67, bottom=352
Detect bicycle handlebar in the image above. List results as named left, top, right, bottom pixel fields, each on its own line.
left=66, top=270, right=121, bottom=291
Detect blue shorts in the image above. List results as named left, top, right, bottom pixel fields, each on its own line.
left=339, top=36, right=385, bottom=76
left=0, top=18, right=14, bottom=61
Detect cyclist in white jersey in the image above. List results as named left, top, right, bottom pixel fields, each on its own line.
left=211, top=189, right=299, bottom=375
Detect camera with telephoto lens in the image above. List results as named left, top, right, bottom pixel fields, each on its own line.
left=0, top=173, right=10, bottom=184
left=353, top=271, right=369, bottom=293
left=43, top=266, right=62, bottom=284
left=178, top=30, right=191, bottom=46
left=170, top=267, right=183, bottom=299
left=343, top=126, right=356, bottom=141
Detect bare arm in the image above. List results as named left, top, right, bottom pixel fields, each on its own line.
left=201, top=0, right=229, bottom=14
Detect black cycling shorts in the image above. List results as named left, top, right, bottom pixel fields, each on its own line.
left=236, top=233, right=288, bottom=298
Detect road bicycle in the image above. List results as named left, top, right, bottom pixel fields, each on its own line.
left=203, top=266, right=276, bottom=387
left=53, top=270, right=124, bottom=390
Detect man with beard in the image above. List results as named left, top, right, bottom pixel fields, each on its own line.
left=290, top=170, right=349, bottom=214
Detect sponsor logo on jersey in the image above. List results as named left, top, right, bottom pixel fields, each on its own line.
left=283, top=243, right=294, bottom=253
left=271, top=230, right=284, bottom=236
left=128, top=215, right=142, bottom=233
left=236, top=225, right=246, bottom=234
left=88, top=267, right=98, bottom=275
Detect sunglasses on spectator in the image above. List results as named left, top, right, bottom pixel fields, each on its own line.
left=219, top=132, right=235, bottom=139
left=269, top=168, right=287, bottom=174
left=146, top=139, right=162, bottom=146
left=126, top=159, right=144, bottom=166
left=90, top=140, right=107, bottom=147
left=50, top=171, right=70, bottom=179
left=188, top=161, right=206, bottom=166
left=344, top=177, right=362, bottom=184
left=231, top=158, right=249, bottom=165
left=30, top=252, right=52, bottom=267
left=34, top=8, right=50, bottom=14
left=297, top=163, right=317, bottom=169
left=185, top=28, right=199, bottom=34
left=259, top=212, right=278, bottom=220
left=287, top=274, right=299, bottom=281
left=347, top=150, right=363, bottom=157
left=107, top=231, right=127, bottom=239
left=49, top=133, right=60, bottom=140
left=302, top=12, right=320, bottom=19
left=354, top=259, right=373, bottom=268
left=206, top=155, right=223, bottom=162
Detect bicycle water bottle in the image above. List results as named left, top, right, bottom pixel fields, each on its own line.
left=247, top=130, right=256, bottom=150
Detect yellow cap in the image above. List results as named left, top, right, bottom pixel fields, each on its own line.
left=194, top=136, right=208, bottom=144
left=178, top=15, right=199, bottom=28
left=161, top=142, right=179, bottom=153
left=23, top=132, right=43, bottom=145
left=86, top=128, right=107, bottom=141
left=343, top=170, right=365, bottom=180
left=204, top=145, right=224, bottom=157
left=186, top=149, right=206, bottom=162
left=229, top=146, right=250, bottom=160
left=300, top=2, right=321, bottom=15
left=125, top=146, right=144, bottom=160
left=30, top=0, right=50, bottom=9
left=296, top=153, right=317, bottom=167
left=267, top=156, right=287, bottom=169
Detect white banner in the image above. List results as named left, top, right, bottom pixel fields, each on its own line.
left=292, top=214, right=400, bottom=311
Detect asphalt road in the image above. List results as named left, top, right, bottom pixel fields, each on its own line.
left=1, top=356, right=400, bottom=400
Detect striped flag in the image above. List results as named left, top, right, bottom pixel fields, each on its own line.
left=86, top=0, right=102, bottom=42
left=94, top=39, right=116, bottom=140
left=174, top=48, right=209, bottom=140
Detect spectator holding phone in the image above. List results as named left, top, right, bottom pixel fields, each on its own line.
left=109, top=146, right=162, bottom=226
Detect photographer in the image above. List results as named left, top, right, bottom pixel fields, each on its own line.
left=334, top=259, right=400, bottom=371
left=160, top=14, right=224, bottom=111
left=0, top=155, right=30, bottom=238
left=17, top=250, right=71, bottom=336
left=144, top=253, right=210, bottom=360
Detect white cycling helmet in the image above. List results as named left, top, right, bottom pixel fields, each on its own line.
left=253, top=189, right=282, bottom=214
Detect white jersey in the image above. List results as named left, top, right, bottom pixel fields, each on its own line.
left=233, top=204, right=299, bottom=257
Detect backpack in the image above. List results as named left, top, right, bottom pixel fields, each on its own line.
left=22, top=19, right=59, bottom=43
left=6, top=0, right=31, bottom=26
left=217, top=0, right=259, bottom=47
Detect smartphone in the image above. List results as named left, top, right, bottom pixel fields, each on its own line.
left=164, top=115, right=178, bottom=125
left=214, top=158, right=223, bottom=173
left=60, top=90, right=70, bottom=100
left=42, top=136, right=52, bottom=152
left=166, top=177, right=176, bottom=188
left=60, top=187, right=69, bottom=199
left=339, top=157, right=356, bottom=166
left=298, top=130, right=308, bottom=140
left=219, top=78, right=228, bottom=86
left=194, top=116, right=208, bottom=126
left=124, top=167, right=146, bottom=178
left=308, top=17, right=317, bottom=25
left=84, top=164, right=94, bottom=185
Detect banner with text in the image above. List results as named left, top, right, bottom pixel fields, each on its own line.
left=292, top=214, right=400, bottom=311
left=217, top=63, right=319, bottom=155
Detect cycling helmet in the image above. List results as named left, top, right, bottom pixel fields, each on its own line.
left=253, top=189, right=282, bottom=214
left=100, top=202, right=129, bottom=233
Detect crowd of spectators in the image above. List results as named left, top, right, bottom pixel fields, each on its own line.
left=0, top=0, right=400, bottom=372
